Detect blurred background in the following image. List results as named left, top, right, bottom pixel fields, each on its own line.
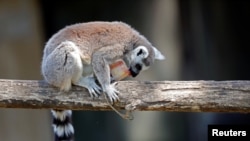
left=0, top=0, right=250, bottom=141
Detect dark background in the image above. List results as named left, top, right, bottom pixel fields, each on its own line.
left=41, top=0, right=250, bottom=80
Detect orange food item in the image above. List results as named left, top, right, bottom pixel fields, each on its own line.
left=110, top=59, right=131, bottom=81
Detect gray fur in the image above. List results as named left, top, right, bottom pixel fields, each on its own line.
left=41, top=21, right=165, bottom=102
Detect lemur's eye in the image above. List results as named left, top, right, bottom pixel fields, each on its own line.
left=137, top=49, right=143, bottom=56
left=135, top=64, right=142, bottom=71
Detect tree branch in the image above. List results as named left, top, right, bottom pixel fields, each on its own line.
left=0, top=79, right=249, bottom=113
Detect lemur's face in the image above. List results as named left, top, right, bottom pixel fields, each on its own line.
left=127, top=46, right=165, bottom=77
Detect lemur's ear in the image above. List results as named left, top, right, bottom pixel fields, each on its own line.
left=134, top=46, right=149, bottom=58
left=153, top=47, right=165, bottom=60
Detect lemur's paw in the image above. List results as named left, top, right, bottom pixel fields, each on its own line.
left=87, top=80, right=102, bottom=98
left=104, top=82, right=120, bottom=103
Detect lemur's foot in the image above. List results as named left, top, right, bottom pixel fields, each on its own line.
left=74, top=76, right=102, bottom=97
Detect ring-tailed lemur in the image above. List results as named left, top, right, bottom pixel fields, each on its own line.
left=41, top=21, right=165, bottom=141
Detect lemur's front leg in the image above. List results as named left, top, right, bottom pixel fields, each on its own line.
left=91, top=45, right=125, bottom=102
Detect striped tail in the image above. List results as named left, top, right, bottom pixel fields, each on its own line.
left=51, top=109, right=74, bottom=141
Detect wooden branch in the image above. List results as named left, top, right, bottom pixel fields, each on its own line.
left=0, top=79, right=249, bottom=113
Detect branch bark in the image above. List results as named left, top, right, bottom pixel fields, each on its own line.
left=0, top=79, right=249, bottom=113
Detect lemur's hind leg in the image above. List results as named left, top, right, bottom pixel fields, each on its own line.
left=42, top=41, right=80, bottom=91
left=42, top=41, right=101, bottom=96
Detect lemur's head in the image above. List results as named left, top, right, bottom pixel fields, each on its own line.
left=126, top=45, right=165, bottom=77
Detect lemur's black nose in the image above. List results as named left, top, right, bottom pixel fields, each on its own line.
left=135, top=64, right=142, bottom=71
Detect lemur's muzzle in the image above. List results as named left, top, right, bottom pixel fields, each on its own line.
left=129, top=68, right=139, bottom=77
left=129, top=63, right=142, bottom=77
